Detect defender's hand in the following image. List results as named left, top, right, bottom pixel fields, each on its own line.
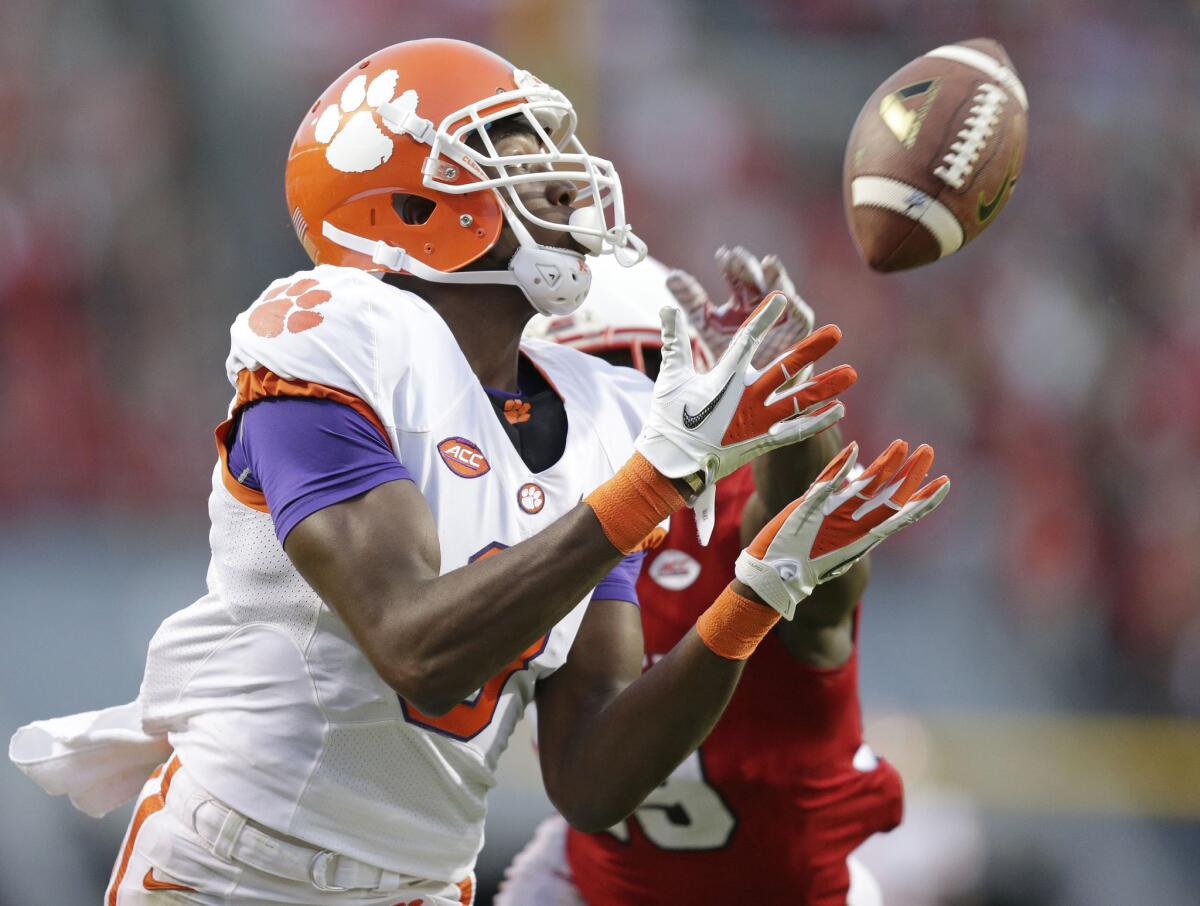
left=667, top=246, right=815, bottom=365
left=735, top=440, right=950, bottom=619
left=634, top=293, right=855, bottom=542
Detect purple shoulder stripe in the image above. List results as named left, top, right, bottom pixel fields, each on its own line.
left=226, top=396, right=412, bottom=543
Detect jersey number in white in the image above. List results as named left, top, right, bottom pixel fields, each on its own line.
left=605, top=748, right=736, bottom=850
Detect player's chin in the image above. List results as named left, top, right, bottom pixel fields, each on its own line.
left=534, top=226, right=590, bottom=257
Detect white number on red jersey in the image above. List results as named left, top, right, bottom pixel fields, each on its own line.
left=606, top=748, right=736, bottom=850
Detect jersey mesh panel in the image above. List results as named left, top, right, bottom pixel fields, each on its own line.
left=220, top=504, right=321, bottom=648
left=141, top=493, right=321, bottom=726
left=314, top=722, right=487, bottom=841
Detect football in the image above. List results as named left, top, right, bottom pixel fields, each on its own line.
left=843, top=38, right=1028, bottom=272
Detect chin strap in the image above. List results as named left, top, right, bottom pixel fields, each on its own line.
left=321, top=221, right=516, bottom=287
left=321, top=220, right=592, bottom=317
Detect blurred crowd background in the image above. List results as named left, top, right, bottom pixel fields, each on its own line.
left=2, top=0, right=1198, bottom=903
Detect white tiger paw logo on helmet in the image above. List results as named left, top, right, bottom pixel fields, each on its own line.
left=313, top=69, right=419, bottom=173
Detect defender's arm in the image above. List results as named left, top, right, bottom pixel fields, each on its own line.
left=742, top=427, right=868, bottom=669
left=535, top=439, right=947, bottom=831
left=535, top=592, right=751, bottom=832
left=670, top=246, right=866, bottom=667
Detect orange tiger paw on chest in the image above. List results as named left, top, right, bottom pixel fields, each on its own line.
left=503, top=398, right=532, bottom=424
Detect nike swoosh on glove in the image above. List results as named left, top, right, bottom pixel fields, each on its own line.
left=735, top=440, right=950, bottom=619
left=635, top=291, right=855, bottom=544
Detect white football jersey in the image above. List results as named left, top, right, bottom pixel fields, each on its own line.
left=137, top=265, right=651, bottom=884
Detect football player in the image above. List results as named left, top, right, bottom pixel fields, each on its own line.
left=10, top=41, right=943, bottom=906
left=500, top=249, right=919, bottom=905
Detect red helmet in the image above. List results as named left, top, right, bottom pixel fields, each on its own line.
left=286, top=39, right=646, bottom=315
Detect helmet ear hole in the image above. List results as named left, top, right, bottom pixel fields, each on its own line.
left=392, top=193, right=437, bottom=225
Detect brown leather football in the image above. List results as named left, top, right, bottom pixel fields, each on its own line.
left=844, top=38, right=1028, bottom=272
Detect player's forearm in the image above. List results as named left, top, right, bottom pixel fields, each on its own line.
left=378, top=504, right=625, bottom=714
left=774, top=563, right=867, bottom=668
left=389, top=457, right=686, bottom=712
left=291, top=454, right=684, bottom=715
left=548, top=630, right=744, bottom=832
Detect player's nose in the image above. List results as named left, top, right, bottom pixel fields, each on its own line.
left=544, top=175, right=577, bottom=208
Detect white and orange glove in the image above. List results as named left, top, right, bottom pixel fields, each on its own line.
left=586, top=292, right=853, bottom=554
left=667, top=246, right=815, bottom=366
left=634, top=292, right=855, bottom=544
left=735, top=440, right=951, bottom=619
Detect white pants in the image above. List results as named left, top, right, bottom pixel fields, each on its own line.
left=493, top=816, right=584, bottom=906
left=105, top=757, right=474, bottom=906
left=495, top=816, right=884, bottom=906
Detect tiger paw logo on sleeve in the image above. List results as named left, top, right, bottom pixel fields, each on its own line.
left=248, top=278, right=333, bottom=337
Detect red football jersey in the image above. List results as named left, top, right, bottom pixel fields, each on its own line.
left=566, top=465, right=903, bottom=905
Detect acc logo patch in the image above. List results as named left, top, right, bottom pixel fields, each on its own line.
left=517, top=482, right=545, bottom=514
left=437, top=437, right=490, bottom=479
left=648, top=548, right=701, bottom=591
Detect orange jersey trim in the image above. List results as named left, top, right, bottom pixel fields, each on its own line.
left=213, top=367, right=391, bottom=513
left=633, top=524, right=669, bottom=553
left=108, top=755, right=182, bottom=906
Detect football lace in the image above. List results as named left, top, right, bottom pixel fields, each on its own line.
left=933, top=83, right=1007, bottom=190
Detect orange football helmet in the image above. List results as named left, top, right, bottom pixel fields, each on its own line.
left=286, top=38, right=646, bottom=315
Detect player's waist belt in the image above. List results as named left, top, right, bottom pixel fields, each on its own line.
left=166, top=761, right=421, bottom=894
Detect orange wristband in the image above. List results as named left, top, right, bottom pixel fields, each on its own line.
left=696, top=584, right=781, bottom=660
left=585, top=453, right=685, bottom=554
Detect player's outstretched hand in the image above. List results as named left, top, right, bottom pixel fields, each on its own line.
left=634, top=292, right=855, bottom=543
left=735, top=440, right=950, bottom=619
left=666, top=246, right=815, bottom=365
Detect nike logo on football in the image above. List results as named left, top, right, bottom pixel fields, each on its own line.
left=977, top=154, right=1017, bottom=223
left=143, top=868, right=195, bottom=892
left=681, top=375, right=735, bottom=430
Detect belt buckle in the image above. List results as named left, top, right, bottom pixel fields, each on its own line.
left=308, top=850, right=350, bottom=892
